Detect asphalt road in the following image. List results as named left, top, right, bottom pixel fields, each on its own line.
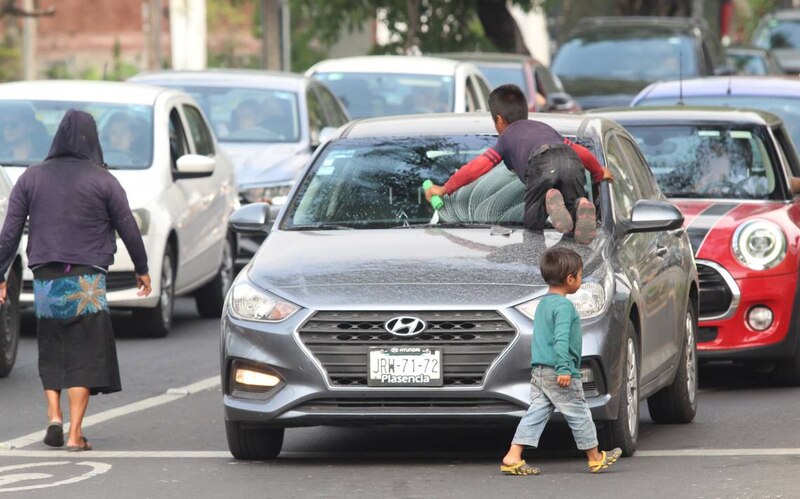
left=1, top=299, right=799, bottom=498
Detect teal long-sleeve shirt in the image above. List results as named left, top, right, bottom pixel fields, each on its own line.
left=532, top=294, right=582, bottom=377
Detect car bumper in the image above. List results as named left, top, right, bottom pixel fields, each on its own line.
left=221, top=308, right=620, bottom=428
left=698, top=271, right=799, bottom=360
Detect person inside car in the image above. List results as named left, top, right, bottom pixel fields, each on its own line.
left=0, top=104, right=49, bottom=163
left=102, top=113, right=143, bottom=163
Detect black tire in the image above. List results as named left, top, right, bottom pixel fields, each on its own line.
left=648, top=303, right=698, bottom=424
left=225, top=420, right=284, bottom=460
left=134, top=245, right=175, bottom=338
left=195, top=236, right=235, bottom=318
left=770, top=337, right=800, bottom=386
left=0, top=266, right=21, bottom=377
left=600, top=318, right=639, bottom=457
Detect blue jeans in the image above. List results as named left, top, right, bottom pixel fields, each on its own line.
left=512, top=365, right=599, bottom=451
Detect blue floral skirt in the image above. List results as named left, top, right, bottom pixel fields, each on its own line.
left=33, top=264, right=120, bottom=394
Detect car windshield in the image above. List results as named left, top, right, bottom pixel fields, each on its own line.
left=474, top=63, right=527, bottom=96
left=727, top=52, right=769, bottom=75
left=754, top=20, right=800, bottom=49
left=636, top=96, right=800, bottom=147
left=313, top=72, right=455, bottom=119
left=174, top=86, right=300, bottom=143
left=625, top=124, right=780, bottom=200
left=0, top=100, right=153, bottom=169
left=285, top=135, right=584, bottom=229
left=552, top=31, right=699, bottom=95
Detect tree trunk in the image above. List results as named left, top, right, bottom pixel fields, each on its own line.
left=615, top=0, right=692, bottom=16
left=476, top=0, right=528, bottom=54
left=404, top=0, right=420, bottom=52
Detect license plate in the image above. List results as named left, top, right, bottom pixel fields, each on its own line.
left=367, top=346, right=442, bottom=387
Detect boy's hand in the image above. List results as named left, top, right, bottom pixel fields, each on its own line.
left=425, top=184, right=447, bottom=202
left=557, top=374, right=571, bottom=387
left=601, top=167, right=614, bottom=182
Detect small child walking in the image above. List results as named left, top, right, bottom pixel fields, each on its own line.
left=501, top=247, right=621, bottom=475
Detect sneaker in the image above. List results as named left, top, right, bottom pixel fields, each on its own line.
left=574, top=198, right=597, bottom=245
left=588, top=448, right=622, bottom=473
left=545, top=189, right=573, bottom=234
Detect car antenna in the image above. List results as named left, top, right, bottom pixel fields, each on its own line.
left=726, top=73, right=733, bottom=95
left=677, top=50, right=684, bottom=106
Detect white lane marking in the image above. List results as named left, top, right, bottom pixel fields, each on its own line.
left=1, top=376, right=220, bottom=450
left=0, top=461, right=111, bottom=493
left=1, top=448, right=800, bottom=460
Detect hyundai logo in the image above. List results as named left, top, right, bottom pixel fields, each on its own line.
left=384, top=316, right=427, bottom=337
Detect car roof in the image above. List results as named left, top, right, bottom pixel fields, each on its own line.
left=339, top=113, right=591, bottom=139
left=130, top=69, right=309, bottom=91
left=725, top=46, right=768, bottom=56
left=636, top=76, right=800, bottom=101
left=573, top=15, right=704, bottom=32
left=0, top=80, right=174, bottom=105
left=589, top=105, right=782, bottom=127
left=433, top=52, right=534, bottom=64
left=307, top=55, right=467, bottom=76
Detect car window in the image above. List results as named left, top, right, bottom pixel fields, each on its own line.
left=615, top=135, right=659, bottom=199
left=605, top=136, right=637, bottom=220
left=474, top=63, right=527, bottom=95
left=473, top=75, right=491, bottom=105
left=182, top=105, right=215, bottom=156
left=727, top=52, right=769, bottom=75
left=307, top=89, right=325, bottom=145
left=169, top=108, right=189, bottom=170
left=772, top=125, right=800, bottom=177
left=464, top=77, right=478, bottom=112
left=315, top=86, right=348, bottom=127
left=626, top=124, right=779, bottom=200
left=753, top=19, right=800, bottom=50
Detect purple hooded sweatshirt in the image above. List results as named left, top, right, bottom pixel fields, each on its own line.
left=0, top=109, right=148, bottom=282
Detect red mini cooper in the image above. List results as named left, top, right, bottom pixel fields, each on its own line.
left=595, top=107, right=800, bottom=385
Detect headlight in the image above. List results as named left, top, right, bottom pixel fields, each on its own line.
left=567, top=282, right=607, bottom=319
left=239, top=184, right=294, bottom=205
left=732, top=219, right=786, bottom=270
left=132, top=209, right=150, bottom=235
left=228, top=282, right=299, bottom=322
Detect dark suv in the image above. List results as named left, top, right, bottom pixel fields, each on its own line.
left=551, top=16, right=731, bottom=109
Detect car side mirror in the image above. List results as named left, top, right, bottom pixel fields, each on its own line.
left=625, top=199, right=684, bottom=233
left=229, top=202, right=279, bottom=236
left=545, top=92, right=576, bottom=112
left=310, top=126, right=337, bottom=150
left=175, top=154, right=215, bottom=179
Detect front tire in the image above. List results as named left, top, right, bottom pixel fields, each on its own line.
left=647, top=303, right=698, bottom=423
left=0, top=266, right=21, bottom=377
left=225, top=420, right=284, bottom=460
left=195, top=236, right=235, bottom=318
left=600, top=318, right=639, bottom=456
left=134, top=245, right=175, bottom=338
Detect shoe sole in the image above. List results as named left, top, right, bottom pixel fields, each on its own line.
left=545, top=189, right=573, bottom=234
left=43, top=424, right=64, bottom=447
left=574, top=199, right=597, bottom=245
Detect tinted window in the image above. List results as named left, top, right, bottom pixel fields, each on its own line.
left=615, top=135, right=659, bottom=199
left=474, top=63, right=527, bottom=95
left=0, top=99, right=153, bottom=169
left=773, top=125, right=800, bottom=177
left=727, top=52, right=769, bottom=75
left=315, top=86, right=348, bottom=127
left=625, top=125, right=778, bottom=200
left=182, top=105, right=215, bottom=156
left=754, top=20, right=800, bottom=49
left=314, top=72, right=455, bottom=118
left=169, top=108, right=189, bottom=170
left=307, top=90, right=325, bottom=145
left=172, top=86, right=300, bottom=143
left=605, top=137, right=637, bottom=219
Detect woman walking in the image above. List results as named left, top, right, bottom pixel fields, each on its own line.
left=0, top=109, right=151, bottom=451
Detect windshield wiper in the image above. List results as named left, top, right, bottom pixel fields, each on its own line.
left=0, top=161, right=32, bottom=167
left=396, top=222, right=496, bottom=229
left=286, top=223, right=356, bottom=230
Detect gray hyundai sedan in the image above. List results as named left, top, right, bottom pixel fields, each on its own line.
left=222, top=113, right=699, bottom=459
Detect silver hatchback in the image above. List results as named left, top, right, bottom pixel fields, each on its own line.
left=222, top=113, right=699, bottom=459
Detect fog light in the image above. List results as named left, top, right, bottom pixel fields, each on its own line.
left=235, top=368, right=280, bottom=387
left=747, top=306, right=773, bottom=331
left=580, top=366, right=595, bottom=383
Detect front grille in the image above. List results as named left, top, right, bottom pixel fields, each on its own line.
left=295, top=397, right=522, bottom=413
left=698, top=327, right=718, bottom=343
left=23, top=271, right=138, bottom=293
left=697, top=264, right=733, bottom=318
left=298, top=311, right=516, bottom=387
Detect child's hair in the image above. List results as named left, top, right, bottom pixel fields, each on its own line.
left=540, top=247, right=583, bottom=286
left=488, top=84, right=529, bottom=124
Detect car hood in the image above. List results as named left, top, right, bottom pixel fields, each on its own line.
left=771, top=49, right=800, bottom=73
left=219, top=141, right=310, bottom=189
left=247, top=228, right=608, bottom=309
left=672, top=199, right=798, bottom=276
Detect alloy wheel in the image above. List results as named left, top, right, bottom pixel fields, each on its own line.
left=685, top=311, right=697, bottom=405
left=626, top=337, right=639, bottom=438
left=160, top=254, right=174, bottom=328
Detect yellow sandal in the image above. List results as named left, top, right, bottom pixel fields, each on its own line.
left=500, top=460, right=540, bottom=476
left=588, top=448, right=622, bottom=473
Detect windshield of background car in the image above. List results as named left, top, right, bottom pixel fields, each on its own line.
left=313, top=73, right=455, bottom=119
left=474, top=64, right=527, bottom=97
left=552, top=31, right=699, bottom=95
left=176, top=86, right=300, bottom=143
left=625, top=124, right=781, bottom=200
left=636, top=96, right=800, bottom=147
left=0, top=100, right=153, bottom=169
left=754, top=20, right=800, bottom=49
left=284, top=135, right=568, bottom=229
left=727, top=53, right=769, bottom=75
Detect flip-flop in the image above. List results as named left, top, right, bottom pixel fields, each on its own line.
left=500, top=460, right=540, bottom=476
left=588, top=447, right=622, bottom=473
left=43, top=421, right=64, bottom=448
left=545, top=189, right=574, bottom=234
left=574, top=198, right=597, bottom=245
left=66, top=436, right=92, bottom=452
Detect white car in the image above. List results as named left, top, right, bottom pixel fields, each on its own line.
left=0, top=166, right=23, bottom=377
left=306, top=55, right=492, bottom=119
left=0, top=81, right=238, bottom=337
